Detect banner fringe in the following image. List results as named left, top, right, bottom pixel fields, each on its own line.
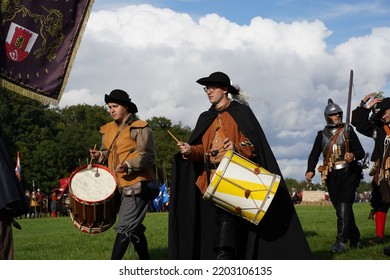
left=57, top=0, right=95, bottom=106
left=0, top=78, right=57, bottom=105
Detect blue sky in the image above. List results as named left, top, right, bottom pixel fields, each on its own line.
left=63, top=1, right=390, bottom=181
left=93, top=0, right=390, bottom=49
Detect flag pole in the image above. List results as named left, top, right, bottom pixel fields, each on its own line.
left=15, top=151, right=21, bottom=182
left=32, top=180, right=37, bottom=218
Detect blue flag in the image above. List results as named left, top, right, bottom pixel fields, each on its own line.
left=153, top=183, right=169, bottom=211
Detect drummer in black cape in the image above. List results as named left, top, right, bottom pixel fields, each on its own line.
left=168, top=71, right=312, bottom=260
left=0, top=124, right=29, bottom=260
left=90, top=89, right=156, bottom=260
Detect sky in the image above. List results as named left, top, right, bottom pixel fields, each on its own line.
left=60, top=0, right=390, bottom=183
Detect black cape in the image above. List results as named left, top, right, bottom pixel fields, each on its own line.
left=0, top=134, right=29, bottom=219
left=168, top=101, right=312, bottom=259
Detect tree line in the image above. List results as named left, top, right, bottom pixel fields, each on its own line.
left=0, top=89, right=372, bottom=195
left=0, top=89, right=192, bottom=194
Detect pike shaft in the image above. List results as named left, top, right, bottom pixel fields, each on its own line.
left=346, top=69, right=353, bottom=125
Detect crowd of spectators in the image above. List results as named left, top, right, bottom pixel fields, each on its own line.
left=21, top=189, right=70, bottom=219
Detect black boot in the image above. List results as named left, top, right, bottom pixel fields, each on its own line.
left=131, top=232, right=150, bottom=260
left=213, top=211, right=238, bottom=260
left=215, top=246, right=235, bottom=260
left=330, top=242, right=347, bottom=254
left=331, top=203, right=353, bottom=254
left=111, top=233, right=130, bottom=260
left=347, top=205, right=362, bottom=249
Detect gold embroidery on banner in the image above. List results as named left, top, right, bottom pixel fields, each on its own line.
left=2, top=0, right=65, bottom=62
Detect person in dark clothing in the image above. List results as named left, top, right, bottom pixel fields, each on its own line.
left=0, top=124, right=29, bottom=260
left=168, top=71, right=312, bottom=260
left=351, top=93, right=390, bottom=255
left=306, top=99, right=365, bottom=254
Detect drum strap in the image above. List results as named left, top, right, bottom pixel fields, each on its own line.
left=210, top=115, right=225, bottom=160
left=106, top=114, right=135, bottom=163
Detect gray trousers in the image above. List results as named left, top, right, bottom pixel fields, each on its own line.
left=114, top=193, right=149, bottom=237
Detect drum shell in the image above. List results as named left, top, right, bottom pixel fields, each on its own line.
left=68, top=164, right=117, bottom=234
left=203, top=150, right=280, bottom=225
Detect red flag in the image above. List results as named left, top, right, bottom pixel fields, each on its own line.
left=60, top=177, right=69, bottom=190
left=0, top=0, right=95, bottom=105
left=59, top=177, right=70, bottom=196
left=15, top=151, right=21, bottom=181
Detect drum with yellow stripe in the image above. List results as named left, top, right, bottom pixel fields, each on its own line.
left=203, top=150, right=280, bottom=225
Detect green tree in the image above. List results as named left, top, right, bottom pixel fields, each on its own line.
left=0, top=90, right=58, bottom=192
left=148, top=116, right=192, bottom=183
left=0, top=89, right=194, bottom=193
left=57, top=104, right=111, bottom=174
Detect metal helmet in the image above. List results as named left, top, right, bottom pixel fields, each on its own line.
left=324, top=98, right=343, bottom=127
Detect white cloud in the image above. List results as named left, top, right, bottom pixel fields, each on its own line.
left=277, top=158, right=312, bottom=183
left=62, top=4, right=390, bottom=180
left=60, top=88, right=100, bottom=107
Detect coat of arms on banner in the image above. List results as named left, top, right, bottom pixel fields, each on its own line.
left=5, top=22, right=38, bottom=62
left=0, top=0, right=94, bottom=105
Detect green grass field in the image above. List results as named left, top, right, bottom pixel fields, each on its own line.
left=12, top=203, right=390, bottom=260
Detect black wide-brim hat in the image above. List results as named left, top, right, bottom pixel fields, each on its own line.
left=369, top=97, right=390, bottom=121
left=196, top=71, right=239, bottom=95
left=105, top=89, right=138, bottom=113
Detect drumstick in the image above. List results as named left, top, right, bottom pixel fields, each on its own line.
left=114, top=148, right=136, bottom=175
left=122, top=148, right=136, bottom=163
left=88, top=144, right=96, bottom=169
left=166, top=130, right=180, bottom=143
left=158, top=121, right=180, bottom=143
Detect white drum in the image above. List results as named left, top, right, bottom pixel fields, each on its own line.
left=68, top=164, right=117, bottom=234
left=203, top=150, right=280, bottom=225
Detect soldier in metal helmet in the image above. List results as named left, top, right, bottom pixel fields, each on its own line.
left=306, top=98, right=365, bottom=253
left=324, top=99, right=344, bottom=126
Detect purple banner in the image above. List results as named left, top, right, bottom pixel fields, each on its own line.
left=0, top=0, right=94, bottom=104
